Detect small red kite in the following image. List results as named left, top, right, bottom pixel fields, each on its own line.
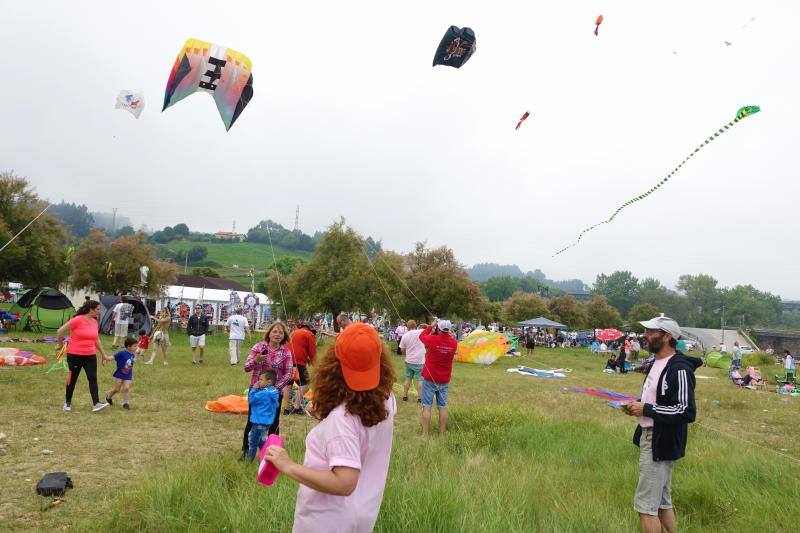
left=515, top=111, right=530, bottom=130
left=594, top=15, right=604, bottom=36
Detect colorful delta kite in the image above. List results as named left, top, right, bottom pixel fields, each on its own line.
left=554, top=106, right=761, bottom=256
left=455, top=330, right=509, bottom=365
left=115, top=90, right=145, bottom=119
left=433, top=26, right=477, bottom=69
left=162, top=38, right=254, bottom=131
left=515, top=111, right=530, bottom=131
left=594, top=15, right=604, bottom=36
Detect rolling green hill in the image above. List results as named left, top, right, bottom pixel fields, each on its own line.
left=158, top=241, right=310, bottom=285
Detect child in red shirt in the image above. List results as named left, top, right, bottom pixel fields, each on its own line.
left=135, top=329, right=150, bottom=357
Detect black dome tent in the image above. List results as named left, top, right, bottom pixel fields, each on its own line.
left=9, top=287, right=75, bottom=330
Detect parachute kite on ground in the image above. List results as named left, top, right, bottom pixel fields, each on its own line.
left=0, top=347, right=45, bottom=366
left=515, top=111, right=530, bottom=131
left=115, top=90, right=145, bottom=118
left=594, top=15, right=604, bottom=36
left=433, top=26, right=476, bottom=69
left=455, top=330, right=509, bottom=365
left=554, top=106, right=761, bottom=256
left=162, top=38, right=254, bottom=131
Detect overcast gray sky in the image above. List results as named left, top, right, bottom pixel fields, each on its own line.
left=3, top=1, right=798, bottom=297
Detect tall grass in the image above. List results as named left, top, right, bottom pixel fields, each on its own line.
left=2, top=334, right=799, bottom=532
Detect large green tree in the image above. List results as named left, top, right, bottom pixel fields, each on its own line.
left=50, top=201, right=94, bottom=239
left=593, top=271, right=641, bottom=317
left=586, top=295, right=624, bottom=329
left=548, top=294, right=588, bottom=330
left=70, top=229, right=177, bottom=295
left=399, top=242, right=486, bottom=322
left=502, top=291, right=548, bottom=323
left=628, top=303, right=660, bottom=333
left=676, top=274, right=721, bottom=327
left=0, top=172, right=69, bottom=286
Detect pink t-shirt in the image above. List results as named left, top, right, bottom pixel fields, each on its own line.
left=399, top=329, right=426, bottom=365
left=638, top=355, right=673, bottom=428
left=293, top=395, right=397, bottom=533
left=66, top=316, right=99, bottom=356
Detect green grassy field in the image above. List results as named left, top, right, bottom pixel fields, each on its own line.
left=158, top=241, right=310, bottom=285
left=1, top=334, right=799, bottom=532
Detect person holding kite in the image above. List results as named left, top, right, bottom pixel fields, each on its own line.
left=56, top=300, right=110, bottom=413
left=263, top=323, right=396, bottom=533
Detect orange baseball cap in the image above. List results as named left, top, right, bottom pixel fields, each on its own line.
left=335, top=323, right=382, bottom=391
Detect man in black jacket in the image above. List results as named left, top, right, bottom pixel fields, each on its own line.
left=621, top=316, right=702, bottom=533
left=187, top=305, right=210, bottom=364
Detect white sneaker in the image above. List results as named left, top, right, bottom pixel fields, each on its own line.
left=92, top=402, right=109, bottom=413
left=63, top=403, right=72, bottom=412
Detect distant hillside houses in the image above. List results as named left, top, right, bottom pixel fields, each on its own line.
left=783, top=300, right=800, bottom=312
left=213, top=231, right=245, bottom=241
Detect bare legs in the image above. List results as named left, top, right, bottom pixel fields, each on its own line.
left=421, top=406, right=447, bottom=437
left=639, top=509, right=676, bottom=533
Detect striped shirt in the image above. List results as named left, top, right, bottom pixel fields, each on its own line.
left=244, top=342, right=293, bottom=390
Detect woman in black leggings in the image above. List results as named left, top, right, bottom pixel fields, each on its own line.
left=56, top=300, right=110, bottom=412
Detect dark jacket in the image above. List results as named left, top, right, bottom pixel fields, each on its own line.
left=187, top=314, right=209, bottom=337
left=633, top=352, right=702, bottom=461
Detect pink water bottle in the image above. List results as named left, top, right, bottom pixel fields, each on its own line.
left=257, top=434, right=284, bottom=486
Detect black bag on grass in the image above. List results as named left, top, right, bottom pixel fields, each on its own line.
left=36, top=472, right=73, bottom=496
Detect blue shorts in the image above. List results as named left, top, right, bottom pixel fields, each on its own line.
left=421, top=379, right=449, bottom=408
left=405, top=363, right=423, bottom=381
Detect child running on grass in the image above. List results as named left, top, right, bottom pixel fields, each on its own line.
left=104, top=338, right=136, bottom=410
left=135, top=329, right=149, bottom=357
left=247, top=369, right=280, bottom=461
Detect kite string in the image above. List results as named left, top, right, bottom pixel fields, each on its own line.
left=553, top=112, right=752, bottom=257
left=265, top=224, right=288, bottom=322
left=365, top=240, right=434, bottom=319
left=0, top=204, right=51, bottom=254
left=695, top=421, right=800, bottom=465
left=362, top=248, right=403, bottom=322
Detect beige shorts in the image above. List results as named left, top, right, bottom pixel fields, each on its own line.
left=634, top=427, right=674, bottom=516
left=189, top=334, right=206, bottom=348
left=113, top=322, right=129, bottom=338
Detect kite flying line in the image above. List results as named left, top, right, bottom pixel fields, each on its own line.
left=0, top=204, right=51, bottom=254
left=265, top=223, right=289, bottom=322
left=553, top=105, right=760, bottom=256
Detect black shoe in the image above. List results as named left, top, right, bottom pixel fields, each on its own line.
left=402, top=396, right=408, bottom=402
left=105, top=395, right=113, bottom=406
left=417, top=398, right=422, bottom=403
left=291, top=407, right=304, bottom=415
left=123, top=403, right=130, bottom=410
left=283, top=408, right=292, bottom=416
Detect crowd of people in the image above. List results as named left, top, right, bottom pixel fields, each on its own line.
left=53, top=302, right=701, bottom=533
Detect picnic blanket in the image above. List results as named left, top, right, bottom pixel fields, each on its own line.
left=0, top=347, right=45, bottom=366
left=507, top=367, right=567, bottom=379
left=205, top=395, right=249, bottom=414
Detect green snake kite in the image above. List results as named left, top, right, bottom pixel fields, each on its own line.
left=554, top=106, right=761, bottom=256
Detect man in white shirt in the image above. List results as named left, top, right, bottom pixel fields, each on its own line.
left=784, top=350, right=795, bottom=373
left=111, top=296, right=134, bottom=348
left=225, top=307, right=251, bottom=365
left=394, top=321, right=408, bottom=355
left=719, top=342, right=727, bottom=354
left=399, top=320, right=426, bottom=403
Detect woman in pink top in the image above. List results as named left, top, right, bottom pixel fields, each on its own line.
left=265, top=323, right=396, bottom=533
left=56, top=300, right=110, bottom=413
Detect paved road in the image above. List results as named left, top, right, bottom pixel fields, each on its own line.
left=680, top=327, right=756, bottom=353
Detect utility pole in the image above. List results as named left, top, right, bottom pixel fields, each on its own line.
left=111, top=207, right=118, bottom=235
left=721, top=302, right=726, bottom=344
left=294, top=205, right=300, bottom=232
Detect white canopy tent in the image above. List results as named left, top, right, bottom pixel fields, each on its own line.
left=155, top=285, right=272, bottom=330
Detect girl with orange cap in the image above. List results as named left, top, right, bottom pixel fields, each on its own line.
left=264, top=323, right=396, bottom=533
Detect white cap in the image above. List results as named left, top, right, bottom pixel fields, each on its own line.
left=437, top=319, right=452, bottom=332
left=639, top=316, right=682, bottom=340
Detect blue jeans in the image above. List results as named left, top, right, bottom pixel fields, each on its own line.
left=421, top=379, right=449, bottom=408
left=247, top=424, right=268, bottom=461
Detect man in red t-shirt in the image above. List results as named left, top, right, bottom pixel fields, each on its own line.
left=287, top=322, right=317, bottom=415
left=419, top=319, right=458, bottom=437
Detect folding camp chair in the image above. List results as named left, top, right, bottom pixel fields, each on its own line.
left=729, top=367, right=745, bottom=387
left=774, top=370, right=796, bottom=387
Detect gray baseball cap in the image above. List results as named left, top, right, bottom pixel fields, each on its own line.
left=639, top=316, right=681, bottom=340
left=437, top=319, right=452, bottom=332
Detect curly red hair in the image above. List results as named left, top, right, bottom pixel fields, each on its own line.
left=311, top=343, right=396, bottom=427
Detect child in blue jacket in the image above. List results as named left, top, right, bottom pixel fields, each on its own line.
left=247, top=369, right=279, bottom=461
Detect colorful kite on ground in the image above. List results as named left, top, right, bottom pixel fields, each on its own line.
left=433, top=26, right=477, bottom=69
left=554, top=106, right=761, bottom=256
left=515, top=111, right=530, bottom=130
left=455, top=330, right=509, bottom=365
left=0, top=347, right=45, bottom=366
left=594, top=15, right=604, bottom=36
left=163, top=38, right=254, bottom=131
left=115, top=90, right=145, bottom=119
left=507, top=367, right=567, bottom=379
left=565, top=387, right=639, bottom=401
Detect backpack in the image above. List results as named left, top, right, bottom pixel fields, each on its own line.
left=36, top=472, right=73, bottom=497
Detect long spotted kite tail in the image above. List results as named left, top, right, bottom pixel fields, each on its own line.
left=553, top=106, right=760, bottom=257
